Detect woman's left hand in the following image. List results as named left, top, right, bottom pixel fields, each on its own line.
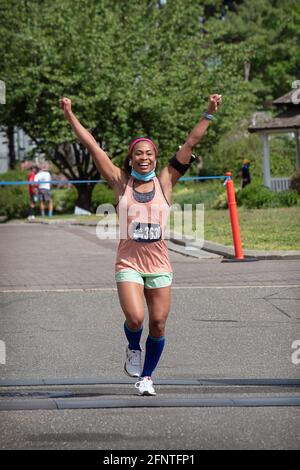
left=207, top=94, right=222, bottom=114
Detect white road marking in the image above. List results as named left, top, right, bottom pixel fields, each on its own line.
left=0, top=285, right=299, bottom=293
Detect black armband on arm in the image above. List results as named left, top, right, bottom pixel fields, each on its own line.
left=168, top=153, right=196, bottom=176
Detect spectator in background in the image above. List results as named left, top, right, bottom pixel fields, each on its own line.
left=34, top=163, right=53, bottom=217
left=27, top=165, right=39, bottom=220
left=239, top=159, right=251, bottom=189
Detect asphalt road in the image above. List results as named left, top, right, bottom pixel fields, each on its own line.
left=0, top=223, right=300, bottom=450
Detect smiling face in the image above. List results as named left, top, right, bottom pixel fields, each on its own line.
left=131, top=141, right=156, bottom=174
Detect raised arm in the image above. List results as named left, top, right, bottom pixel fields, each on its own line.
left=59, top=97, right=125, bottom=188
left=159, top=94, right=222, bottom=189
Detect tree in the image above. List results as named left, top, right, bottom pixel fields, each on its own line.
left=208, top=0, right=300, bottom=104
left=0, top=0, right=116, bottom=209
left=0, top=0, right=265, bottom=206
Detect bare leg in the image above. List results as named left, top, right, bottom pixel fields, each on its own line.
left=118, top=282, right=145, bottom=377
left=48, top=199, right=53, bottom=214
left=40, top=201, right=45, bottom=215
left=144, top=286, right=171, bottom=337
left=138, top=286, right=171, bottom=380
left=117, top=282, right=145, bottom=330
left=28, top=200, right=35, bottom=217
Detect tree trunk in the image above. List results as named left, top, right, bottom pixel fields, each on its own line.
left=244, top=61, right=251, bottom=82
left=7, top=125, right=16, bottom=170
left=75, top=183, right=95, bottom=212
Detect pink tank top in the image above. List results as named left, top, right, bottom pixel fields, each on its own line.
left=115, top=177, right=172, bottom=273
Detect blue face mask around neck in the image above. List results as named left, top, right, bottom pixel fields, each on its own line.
left=131, top=168, right=156, bottom=182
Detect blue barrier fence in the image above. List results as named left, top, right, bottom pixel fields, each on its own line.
left=0, top=176, right=229, bottom=186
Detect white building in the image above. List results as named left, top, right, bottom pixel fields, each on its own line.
left=248, top=87, right=300, bottom=191
left=0, top=127, right=36, bottom=173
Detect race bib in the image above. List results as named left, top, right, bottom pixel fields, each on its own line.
left=131, top=222, right=162, bottom=243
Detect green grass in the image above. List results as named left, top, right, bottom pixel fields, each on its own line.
left=172, top=181, right=300, bottom=250
left=203, top=207, right=300, bottom=250
left=172, top=181, right=224, bottom=207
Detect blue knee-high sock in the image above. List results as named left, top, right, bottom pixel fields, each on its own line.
left=124, top=322, right=143, bottom=351
left=141, top=335, right=165, bottom=378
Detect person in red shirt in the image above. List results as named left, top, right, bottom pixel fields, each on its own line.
left=27, top=165, right=39, bottom=220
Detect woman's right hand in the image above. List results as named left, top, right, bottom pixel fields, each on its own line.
left=59, top=96, right=72, bottom=116
left=207, top=94, right=222, bottom=114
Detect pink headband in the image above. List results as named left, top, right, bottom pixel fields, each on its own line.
left=127, top=138, right=158, bottom=158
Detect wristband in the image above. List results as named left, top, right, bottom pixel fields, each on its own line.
left=203, top=111, right=214, bottom=121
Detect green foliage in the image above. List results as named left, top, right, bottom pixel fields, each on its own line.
left=171, top=178, right=300, bottom=211
left=0, top=168, right=29, bottom=219
left=212, top=192, right=228, bottom=209
left=52, top=187, right=77, bottom=213
left=0, top=168, right=78, bottom=217
left=276, top=190, right=300, bottom=207
left=91, top=183, right=115, bottom=211
left=0, top=187, right=28, bottom=219
left=236, top=183, right=300, bottom=208
left=209, top=0, right=300, bottom=101
left=0, top=0, right=261, bottom=165
left=0, top=0, right=299, bottom=183
left=269, top=136, right=296, bottom=177
left=210, top=125, right=296, bottom=179
left=211, top=121, right=262, bottom=176
left=36, top=184, right=115, bottom=214
left=0, top=168, right=28, bottom=182
left=236, top=185, right=275, bottom=208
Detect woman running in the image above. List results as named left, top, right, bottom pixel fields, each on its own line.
left=60, top=94, right=222, bottom=395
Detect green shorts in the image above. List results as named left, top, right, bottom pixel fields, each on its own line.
left=115, top=269, right=173, bottom=289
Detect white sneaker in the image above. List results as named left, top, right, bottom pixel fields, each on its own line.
left=135, top=376, right=156, bottom=396
left=124, top=347, right=142, bottom=378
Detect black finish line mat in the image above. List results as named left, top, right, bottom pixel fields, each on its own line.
left=1, top=377, right=300, bottom=387
left=0, top=377, right=299, bottom=410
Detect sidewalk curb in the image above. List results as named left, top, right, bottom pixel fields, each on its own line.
left=168, top=233, right=300, bottom=260
left=6, top=218, right=300, bottom=260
